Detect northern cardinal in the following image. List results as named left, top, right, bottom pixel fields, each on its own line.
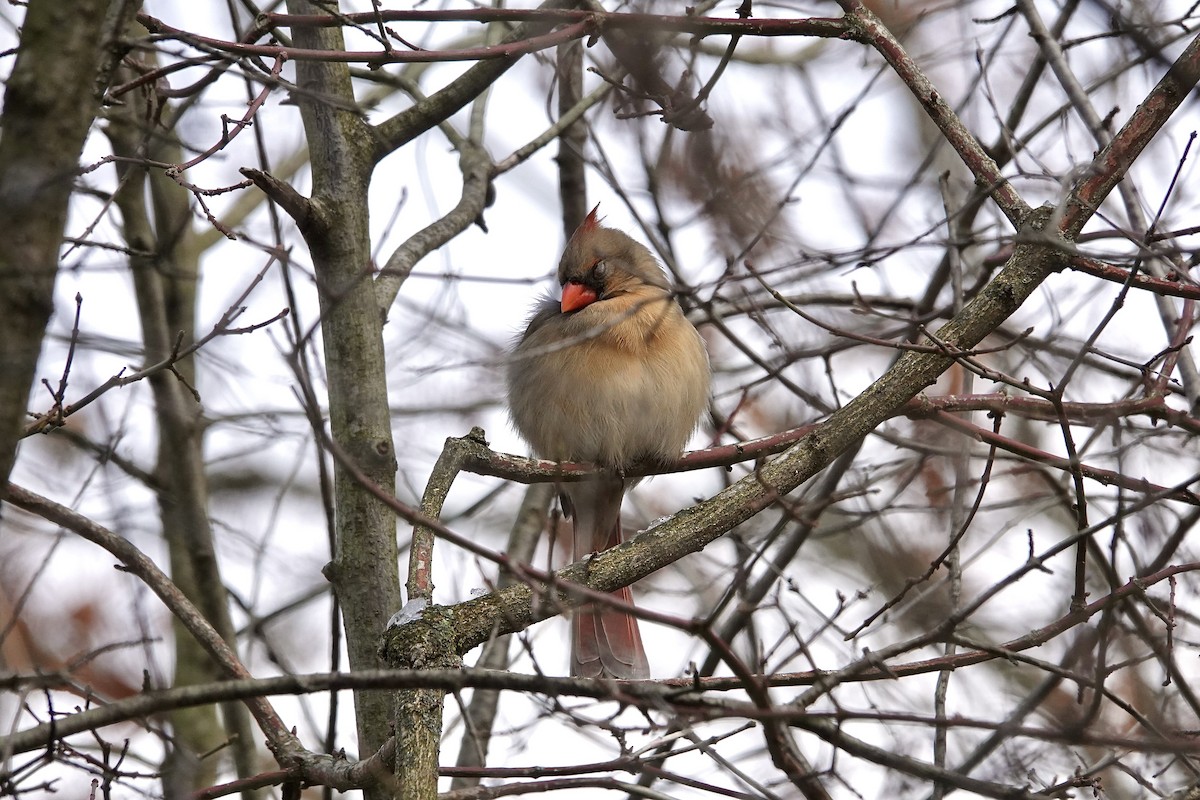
left=507, top=205, right=710, bottom=678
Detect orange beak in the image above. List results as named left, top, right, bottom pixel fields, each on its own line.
left=561, top=282, right=598, bottom=313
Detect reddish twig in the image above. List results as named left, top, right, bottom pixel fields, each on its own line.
left=167, top=53, right=286, bottom=174
left=927, top=409, right=1199, bottom=505
left=1065, top=252, right=1200, bottom=301
left=106, top=54, right=224, bottom=100
left=141, top=12, right=596, bottom=65
left=255, top=8, right=849, bottom=38
left=450, top=390, right=1198, bottom=488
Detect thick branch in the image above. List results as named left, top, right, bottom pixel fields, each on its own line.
left=1062, top=30, right=1200, bottom=238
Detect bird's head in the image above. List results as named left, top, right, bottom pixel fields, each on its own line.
left=556, top=204, right=671, bottom=314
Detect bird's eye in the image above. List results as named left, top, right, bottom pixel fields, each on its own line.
left=593, top=259, right=608, bottom=278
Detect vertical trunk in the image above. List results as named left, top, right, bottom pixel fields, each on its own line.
left=0, top=0, right=123, bottom=494
left=284, top=1, right=402, bottom=784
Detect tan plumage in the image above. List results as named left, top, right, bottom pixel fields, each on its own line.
left=507, top=205, right=710, bottom=679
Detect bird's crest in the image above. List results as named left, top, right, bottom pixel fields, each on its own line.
left=572, top=203, right=603, bottom=240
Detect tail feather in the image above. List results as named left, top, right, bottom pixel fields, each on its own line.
left=572, top=585, right=649, bottom=679
left=566, top=475, right=650, bottom=680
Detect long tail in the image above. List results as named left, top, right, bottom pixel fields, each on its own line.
left=566, top=475, right=649, bottom=679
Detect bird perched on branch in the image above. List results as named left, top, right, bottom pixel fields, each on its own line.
left=507, top=205, right=710, bottom=679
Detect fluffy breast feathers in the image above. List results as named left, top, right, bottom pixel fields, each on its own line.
left=507, top=224, right=709, bottom=470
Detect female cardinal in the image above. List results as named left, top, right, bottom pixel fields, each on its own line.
left=507, top=205, right=710, bottom=678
